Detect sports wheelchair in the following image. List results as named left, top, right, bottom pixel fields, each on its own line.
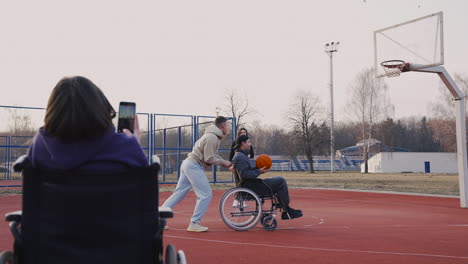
left=0, top=157, right=187, bottom=264
left=219, top=178, right=285, bottom=231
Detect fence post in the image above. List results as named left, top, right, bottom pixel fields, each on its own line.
left=148, top=113, right=153, bottom=164
left=162, top=128, right=167, bottom=183
left=6, top=136, right=11, bottom=180
left=193, top=116, right=198, bottom=144
left=177, top=126, right=181, bottom=180
left=213, top=165, right=217, bottom=184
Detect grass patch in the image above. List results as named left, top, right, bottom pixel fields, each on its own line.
left=2, top=171, right=460, bottom=196
left=0, top=189, right=22, bottom=196
left=160, top=171, right=460, bottom=196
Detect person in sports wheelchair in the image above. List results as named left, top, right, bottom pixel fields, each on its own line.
left=219, top=135, right=302, bottom=231
left=0, top=76, right=186, bottom=264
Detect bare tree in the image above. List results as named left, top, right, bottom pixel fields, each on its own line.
left=285, top=90, right=327, bottom=173
left=347, top=67, right=393, bottom=173
left=249, top=121, right=290, bottom=156
left=429, top=73, right=468, bottom=152
left=428, top=119, right=456, bottom=152
left=219, top=89, right=255, bottom=129
left=8, top=108, right=36, bottom=137
left=4, top=108, right=37, bottom=157
left=430, top=73, right=468, bottom=119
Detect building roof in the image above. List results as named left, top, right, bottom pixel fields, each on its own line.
left=356, top=138, right=381, bottom=146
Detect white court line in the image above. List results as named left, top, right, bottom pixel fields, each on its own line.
left=265, top=223, right=468, bottom=230
left=165, top=223, right=468, bottom=232
left=302, top=216, right=325, bottom=226
left=293, top=195, right=461, bottom=210
left=299, top=223, right=468, bottom=229
left=290, top=188, right=459, bottom=210
left=166, top=235, right=468, bottom=260
left=292, top=187, right=459, bottom=198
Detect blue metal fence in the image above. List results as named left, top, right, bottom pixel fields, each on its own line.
left=0, top=105, right=238, bottom=185
left=0, top=105, right=364, bottom=188
left=0, top=136, right=32, bottom=179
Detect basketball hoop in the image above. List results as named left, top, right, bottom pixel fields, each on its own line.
left=380, top=60, right=408, bottom=78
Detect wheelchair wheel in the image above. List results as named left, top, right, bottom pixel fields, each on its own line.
left=261, top=215, right=277, bottom=231
left=177, top=250, right=187, bottom=264
left=0, top=251, right=13, bottom=264
left=165, top=244, right=177, bottom=264
left=219, top=188, right=262, bottom=231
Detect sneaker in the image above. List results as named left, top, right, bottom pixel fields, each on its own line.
left=281, top=206, right=303, bottom=220
left=187, top=223, right=208, bottom=232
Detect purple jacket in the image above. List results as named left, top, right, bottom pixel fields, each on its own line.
left=27, top=127, right=148, bottom=172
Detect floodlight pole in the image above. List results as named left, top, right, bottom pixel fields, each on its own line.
left=412, top=65, right=468, bottom=208
left=324, top=42, right=339, bottom=173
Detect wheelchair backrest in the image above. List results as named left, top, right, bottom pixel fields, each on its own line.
left=20, top=165, right=160, bottom=264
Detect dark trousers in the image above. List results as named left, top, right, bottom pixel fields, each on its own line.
left=242, top=176, right=290, bottom=206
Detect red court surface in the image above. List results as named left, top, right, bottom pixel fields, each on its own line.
left=1, top=189, right=468, bottom=264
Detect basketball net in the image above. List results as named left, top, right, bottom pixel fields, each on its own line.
left=380, top=60, right=407, bottom=78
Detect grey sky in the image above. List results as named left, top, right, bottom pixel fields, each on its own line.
left=1, top=0, right=467, bottom=129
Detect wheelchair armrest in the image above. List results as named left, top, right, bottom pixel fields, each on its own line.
left=158, top=207, right=173, bottom=219
left=13, top=155, right=29, bottom=172
left=5, top=210, right=22, bottom=222
left=5, top=211, right=22, bottom=245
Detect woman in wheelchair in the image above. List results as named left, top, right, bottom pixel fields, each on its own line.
left=0, top=76, right=187, bottom=264
left=232, top=135, right=303, bottom=221
left=25, top=76, right=147, bottom=172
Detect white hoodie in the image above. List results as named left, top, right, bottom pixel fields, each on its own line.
left=187, top=125, right=230, bottom=168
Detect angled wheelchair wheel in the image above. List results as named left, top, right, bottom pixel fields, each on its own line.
left=165, top=244, right=177, bottom=264
left=0, top=251, right=13, bottom=264
left=219, top=188, right=262, bottom=231
left=261, top=215, right=277, bottom=231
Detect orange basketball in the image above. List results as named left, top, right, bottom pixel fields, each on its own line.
left=255, top=154, right=272, bottom=170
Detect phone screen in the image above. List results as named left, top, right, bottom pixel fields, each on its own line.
left=117, top=102, right=136, bottom=133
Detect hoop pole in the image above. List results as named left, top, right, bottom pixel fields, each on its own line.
left=455, top=97, right=468, bottom=208
left=411, top=65, right=464, bottom=98
left=329, top=51, right=335, bottom=173
left=413, top=65, right=468, bottom=208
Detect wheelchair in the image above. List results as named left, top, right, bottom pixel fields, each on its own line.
left=0, top=156, right=187, bottom=264
left=219, top=178, right=285, bottom=231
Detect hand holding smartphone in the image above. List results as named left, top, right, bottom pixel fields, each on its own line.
left=117, top=102, right=136, bottom=133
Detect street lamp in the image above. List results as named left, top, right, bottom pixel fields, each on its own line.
left=324, top=41, right=340, bottom=173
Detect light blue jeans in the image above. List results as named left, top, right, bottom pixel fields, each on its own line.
left=162, top=159, right=212, bottom=224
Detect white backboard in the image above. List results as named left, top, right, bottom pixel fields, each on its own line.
left=374, top=12, right=444, bottom=78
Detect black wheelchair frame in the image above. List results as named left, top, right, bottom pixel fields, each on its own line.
left=219, top=179, right=286, bottom=231
left=0, top=157, right=187, bottom=264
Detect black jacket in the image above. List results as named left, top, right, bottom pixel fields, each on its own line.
left=232, top=149, right=261, bottom=186
left=232, top=149, right=272, bottom=196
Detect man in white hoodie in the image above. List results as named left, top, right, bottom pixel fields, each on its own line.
left=161, top=116, right=232, bottom=232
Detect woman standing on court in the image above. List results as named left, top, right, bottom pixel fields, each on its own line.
left=229, top=127, right=254, bottom=161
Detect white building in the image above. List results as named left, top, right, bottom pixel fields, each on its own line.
left=363, top=152, right=458, bottom=173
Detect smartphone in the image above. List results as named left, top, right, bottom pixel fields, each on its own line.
left=117, top=102, right=136, bottom=133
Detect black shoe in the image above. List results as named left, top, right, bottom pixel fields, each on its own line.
left=281, top=206, right=303, bottom=220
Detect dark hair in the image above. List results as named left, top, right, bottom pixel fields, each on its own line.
left=233, top=135, right=249, bottom=150
left=237, top=128, right=248, bottom=137
left=215, top=116, right=228, bottom=127
left=44, top=76, right=116, bottom=141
